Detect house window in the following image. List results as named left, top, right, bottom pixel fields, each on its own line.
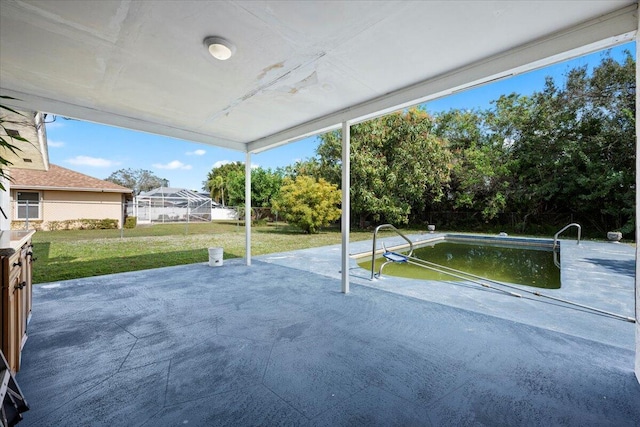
left=16, top=191, right=40, bottom=220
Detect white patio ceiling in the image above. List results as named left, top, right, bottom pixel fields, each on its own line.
left=0, top=1, right=636, bottom=154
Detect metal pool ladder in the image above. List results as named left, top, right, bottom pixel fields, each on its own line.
left=553, top=223, right=581, bottom=268
left=370, top=224, right=414, bottom=279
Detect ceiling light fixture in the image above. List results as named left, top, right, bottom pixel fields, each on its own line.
left=204, top=36, right=236, bottom=61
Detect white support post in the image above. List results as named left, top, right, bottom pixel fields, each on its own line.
left=245, top=152, right=252, bottom=266
left=0, top=177, right=10, bottom=254
left=634, top=19, right=639, bottom=384
left=120, top=195, right=125, bottom=239
left=341, top=121, right=350, bottom=294
left=0, top=177, right=9, bottom=232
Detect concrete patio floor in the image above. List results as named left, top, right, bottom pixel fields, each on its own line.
left=16, top=237, right=640, bottom=426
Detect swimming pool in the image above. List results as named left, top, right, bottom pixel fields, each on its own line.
left=358, top=234, right=561, bottom=289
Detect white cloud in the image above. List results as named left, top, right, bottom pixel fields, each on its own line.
left=66, top=156, right=117, bottom=167
left=47, top=140, right=65, bottom=148
left=153, top=160, right=192, bottom=170
left=186, top=149, right=206, bottom=156
left=212, top=160, right=232, bottom=168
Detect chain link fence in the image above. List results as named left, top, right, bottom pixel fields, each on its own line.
left=10, top=198, right=629, bottom=240
left=10, top=200, right=279, bottom=231
left=420, top=211, right=631, bottom=240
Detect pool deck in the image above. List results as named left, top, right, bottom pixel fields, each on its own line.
left=261, top=233, right=636, bottom=349
left=15, top=234, right=640, bottom=426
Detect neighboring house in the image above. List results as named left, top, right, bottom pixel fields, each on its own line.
left=9, top=164, right=132, bottom=230
left=0, top=108, right=50, bottom=231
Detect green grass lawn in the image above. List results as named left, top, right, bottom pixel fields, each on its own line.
left=31, top=222, right=374, bottom=284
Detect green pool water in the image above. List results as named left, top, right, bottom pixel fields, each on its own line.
left=360, top=241, right=561, bottom=289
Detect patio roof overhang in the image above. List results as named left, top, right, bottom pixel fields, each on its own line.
left=1, top=0, right=639, bottom=384
left=0, top=1, right=636, bottom=154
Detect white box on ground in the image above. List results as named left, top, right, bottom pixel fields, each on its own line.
left=208, top=247, right=223, bottom=267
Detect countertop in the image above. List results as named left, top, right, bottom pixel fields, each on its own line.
left=0, top=230, right=36, bottom=256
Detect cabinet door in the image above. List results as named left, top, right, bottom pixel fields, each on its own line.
left=1, top=274, right=20, bottom=373
left=0, top=242, right=32, bottom=374
left=1, top=253, right=27, bottom=373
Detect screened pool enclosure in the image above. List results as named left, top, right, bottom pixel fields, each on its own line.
left=132, top=187, right=212, bottom=224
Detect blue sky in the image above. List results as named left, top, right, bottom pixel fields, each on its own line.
left=44, top=42, right=635, bottom=191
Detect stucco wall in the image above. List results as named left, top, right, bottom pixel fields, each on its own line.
left=11, top=189, right=124, bottom=229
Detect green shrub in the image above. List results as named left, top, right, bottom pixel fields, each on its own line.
left=46, top=221, right=62, bottom=231
left=46, top=218, right=119, bottom=231
left=272, top=176, right=341, bottom=234
left=97, top=219, right=118, bottom=229
left=11, top=220, right=43, bottom=231
left=124, top=216, right=137, bottom=229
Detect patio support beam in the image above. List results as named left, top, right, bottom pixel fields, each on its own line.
left=341, top=121, right=350, bottom=294
left=245, top=151, right=252, bottom=266
left=635, top=11, right=639, bottom=385
left=248, top=5, right=637, bottom=154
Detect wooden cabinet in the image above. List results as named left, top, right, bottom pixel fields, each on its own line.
left=0, top=232, right=34, bottom=374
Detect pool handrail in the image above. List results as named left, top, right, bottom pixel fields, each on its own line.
left=370, top=224, right=413, bottom=279
left=553, top=223, right=581, bottom=247
left=553, top=223, right=581, bottom=268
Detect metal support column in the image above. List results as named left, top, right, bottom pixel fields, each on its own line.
left=634, top=17, right=639, bottom=384
left=245, top=152, right=252, bottom=266
left=341, top=121, right=350, bottom=294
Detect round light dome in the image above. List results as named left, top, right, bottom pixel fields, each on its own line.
left=204, top=36, right=236, bottom=61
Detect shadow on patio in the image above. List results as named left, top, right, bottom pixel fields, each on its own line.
left=16, top=258, right=640, bottom=426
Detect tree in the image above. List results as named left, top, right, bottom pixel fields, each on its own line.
left=316, top=108, right=451, bottom=226
left=272, top=175, right=341, bottom=233
left=209, top=175, right=225, bottom=206
left=281, top=158, right=322, bottom=180
left=204, top=163, right=283, bottom=208
left=203, top=161, right=244, bottom=206
left=566, top=52, right=635, bottom=233
left=251, top=167, right=283, bottom=207
left=433, top=108, right=511, bottom=221
left=105, top=168, right=169, bottom=195
left=224, top=168, right=246, bottom=207
left=228, top=168, right=283, bottom=207
left=477, top=50, right=635, bottom=234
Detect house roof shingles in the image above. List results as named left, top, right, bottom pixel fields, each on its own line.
left=9, top=164, right=132, bottom=194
